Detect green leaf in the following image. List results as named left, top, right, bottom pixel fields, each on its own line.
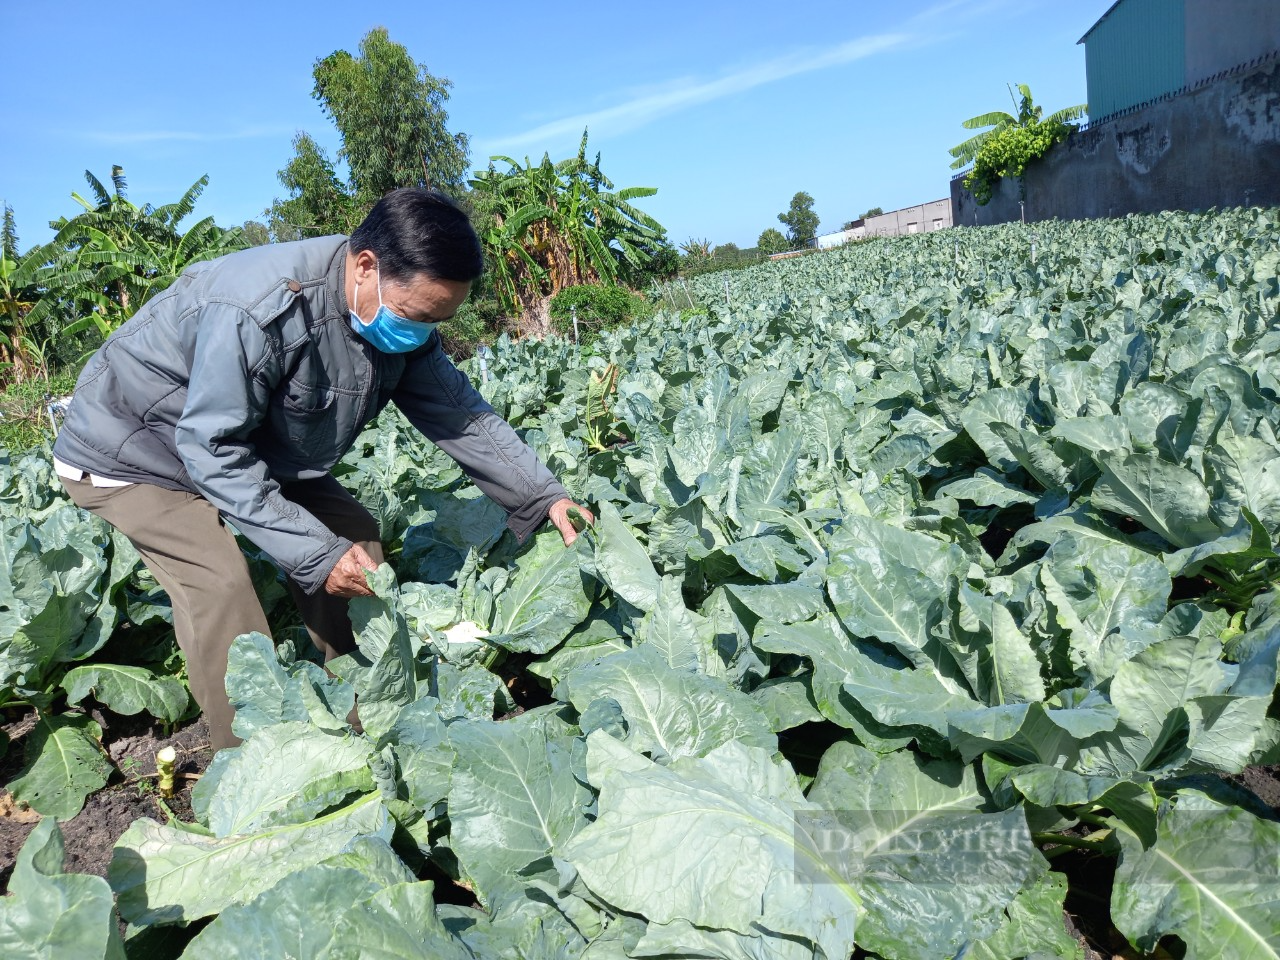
left=0, top=819, right=125, bottom=960
left=226, top=632, right=354, bottom=740
left=558, top=644, right=777, bottom=762
left=967, top=871, right=1083, bottom=960
left=561, top=732, right=859, bottom=960
left=60, top=663, right=188, bottom=722
left=447, top=710, right=591, bottom=906
left=592, top=500, right=661, bottom=611
left=1205, top=436, right=1280, bottom=534
left=825, top=518, right=967, bottom=669
left=380, top=697, right=454, bottom=811
left=1092, top=452, right=1224, bottom=549
left=959, top=386, right=1035, bottom=473
left=7, top=714, right=111, bottom=820
left=749, top=675, right=825, bottom=732
left=1112, top=792, right=1280, bottom=958
left=636, top=575, right=716, bottom=672
left=1039, top=536, right=1171, bottom=685
left=934, top=468, right=1039, bottom=507
left=179, top=856, right=403, bottom=960
left=109, top=794, right=389, bottom=925
left=754, top=618, right=973, bottom=748
left=489, top=531, right=593, bottom=654
left=202, top=722, right=374, bottom=836
left=324, top=881, right=473, bottom=960
left=806, top=742, right=1042, bottom=960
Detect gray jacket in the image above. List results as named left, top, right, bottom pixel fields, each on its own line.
left=53, top=235, right=568, bottom=594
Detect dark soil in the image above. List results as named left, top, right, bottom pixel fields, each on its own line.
left=0, top=709, right=213, bottom=892
left=1229, top=763, right=1280, bottom=812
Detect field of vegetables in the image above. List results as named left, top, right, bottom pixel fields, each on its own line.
left=3, top=207, right=1280, bottom=959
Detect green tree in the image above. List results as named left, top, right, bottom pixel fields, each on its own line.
left=757, top=228, right=788, bottom=255
left=267, top=28, right=469, bottom=238
left=949, top=83, right=1086, bottom=171
left=778, top=192, right=819, bottom=249
left=860, top=206, right=883, bottom=219
left=0, top=205, right=44, bottom=384
left=2, top=205, right=18, bottom=261
left=467, top=130, right=667, bottom=320
left=239, top=220, right=271, bottom=246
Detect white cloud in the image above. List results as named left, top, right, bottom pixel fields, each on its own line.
left=481, top=31, right=914, bottom=154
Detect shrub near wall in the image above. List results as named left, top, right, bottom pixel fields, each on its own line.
left=548, top=284, right=651, bottom=347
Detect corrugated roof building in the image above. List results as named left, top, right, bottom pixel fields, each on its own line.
left=1080, top=0, right=1280, bottom=121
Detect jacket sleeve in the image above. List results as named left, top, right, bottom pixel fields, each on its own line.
left=393, top=335, right=569, bottom=542
left=174, top=302, right=352, bottom=595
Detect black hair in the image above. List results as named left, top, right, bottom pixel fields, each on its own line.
left=349, top=189, right=484, bottom=283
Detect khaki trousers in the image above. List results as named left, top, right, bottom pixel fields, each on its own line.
left=60, top=473, right=383, bottom=750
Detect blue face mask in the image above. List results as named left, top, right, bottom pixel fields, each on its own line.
left=349, top=263, right=437, bottom=353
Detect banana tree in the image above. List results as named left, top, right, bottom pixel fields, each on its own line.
left=468, top=130, right=667, bottom=317
left=31, top=168, right=246, bottom=342
left=949, top=83, right=1086, bottom=170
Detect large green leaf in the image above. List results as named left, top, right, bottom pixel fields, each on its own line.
left=201, top=721, right=374, bottom=836
left=1091, top=452, right=1224, bottom=549
left=825, top=518, right=967, bottom=669
left=967, top=871, right=1083, bottom=960
left=489, top=531, right=593, bottom=653
left=1038, top=536, right=1171, bottom=685
left=754, top=618, right=975, bottom=748
left=179, top=842, right=414, bottom=960
left=557, top=644, right=776, bottom=762
left=1112, top=791, right=1280, bottom=959
left=109, top=794, right=389, bottom=924
left=0, top=819, right=125, bottom=960
left=447, top=709, right=591, bottom=906
left=635, top=575, right=717, bottom=672
left=591, top=501, right=660, bottom=611
left=561, top=732, right=859, bottom=960
left=1205, top=436, right=1280, bottom=534
left=226, top=632, right=354, bottom=740
left=323, top=881, right=473, bottom=960
left=806, top=742, right=1043, bottom=960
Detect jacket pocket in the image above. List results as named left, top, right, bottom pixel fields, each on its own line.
left=275, top=383, right=339, bottom=459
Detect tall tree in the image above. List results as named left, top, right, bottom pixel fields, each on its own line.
left=778, top=192, right=819, bottom=249
left=2, top=204, right=18, bottom=261
left=0, top=205, right=42, bottom=383
left=267, top=28, right=469, bottom=238
left=949, top=83, right=1086, bottom=170
left=757, top=228, right=788, bottom=255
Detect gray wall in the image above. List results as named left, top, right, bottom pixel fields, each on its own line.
left=1186, top=0, right=1280, bottom=86
left=951, top=56, right=1280, bottom=227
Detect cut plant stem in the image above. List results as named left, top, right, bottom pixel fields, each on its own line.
left=1032, top=828, right=1113, bottom=858
left=156, top=746, right=178, bottom=798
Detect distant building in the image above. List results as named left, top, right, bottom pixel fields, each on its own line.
left=952, top=0, right=1280, bottom=225
left=863, top=200, right=952, bottom=237
left=1080, top=0, right=1280, bottom=120
left=811, top=199, right=952, bottom=249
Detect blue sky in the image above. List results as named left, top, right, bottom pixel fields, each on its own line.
left=1, top=0, right=1107, bottom=251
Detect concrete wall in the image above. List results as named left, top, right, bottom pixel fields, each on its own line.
left=951, top=56, right=1280, bottom=227
left=1185, top=0, right=1280, bottom=86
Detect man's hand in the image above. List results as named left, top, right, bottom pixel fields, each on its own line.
left=324, top=543, right=381, bottom=597
left=548, top=498, right=595, bottom=547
